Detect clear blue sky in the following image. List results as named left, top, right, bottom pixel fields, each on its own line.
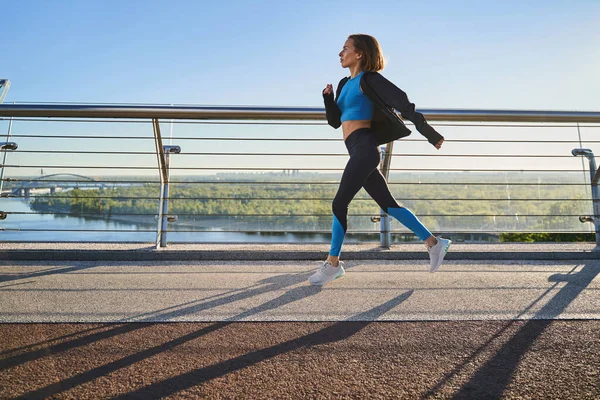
left=3, top=0, right=599, bottom=110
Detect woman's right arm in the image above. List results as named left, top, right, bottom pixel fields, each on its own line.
left=323, top=83, right=342, bottom=129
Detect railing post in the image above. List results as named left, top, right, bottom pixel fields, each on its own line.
left=572, top=148, right=600, bottom=250
left=152, top=118, right=181, bottom=248
left=160, top=145, right=180, bottom=248
left=379, top=142, right=394, bottom=248
left=153, top=119, right=165, bottom=248
left=0, top=109, right=16, bottom=199
left=160, top=151, right=171, bottom=248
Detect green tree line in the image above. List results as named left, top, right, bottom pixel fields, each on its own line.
left=29, top=174, right=592, bottom=239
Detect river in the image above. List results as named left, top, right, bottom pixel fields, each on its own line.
left=0, top=198, right=338, bottom=243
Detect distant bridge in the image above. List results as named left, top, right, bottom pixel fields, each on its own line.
left=6, top=174, right=106, bottom=197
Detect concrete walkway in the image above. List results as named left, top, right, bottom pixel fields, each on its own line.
left=1, top=243, right=598, bottom=323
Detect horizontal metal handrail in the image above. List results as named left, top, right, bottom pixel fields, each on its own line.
left=6, top=133, right=600, bottom=143
left=1, top=104, right=600, bottom=123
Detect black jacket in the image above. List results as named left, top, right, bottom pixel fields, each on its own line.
left=323, top=71, right=443, bottom=146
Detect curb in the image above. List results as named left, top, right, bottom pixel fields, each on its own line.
left=1, top=249, right=599, bottom=261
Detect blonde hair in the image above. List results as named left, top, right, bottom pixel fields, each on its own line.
left=348, top=34, right=385, bottom=72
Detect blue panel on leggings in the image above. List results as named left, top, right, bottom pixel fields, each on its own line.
left=387, top=207, right=431, bottom=241
left=329, top=214, right=345, bottom=257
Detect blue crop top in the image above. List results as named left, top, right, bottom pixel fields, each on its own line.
left=337, top=71, right=374, bottom=122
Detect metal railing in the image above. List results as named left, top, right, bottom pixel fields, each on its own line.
left=1, top=103, right=600, bottom=249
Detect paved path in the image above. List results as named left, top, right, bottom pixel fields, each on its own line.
left=1, top=259, right=598, bottom=323
left=1, top=246, right=599, bottom=399
left=2, top=321, right=598, bottom=399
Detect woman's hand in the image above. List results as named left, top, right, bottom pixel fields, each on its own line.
left=434, top=138, right=444, bottom=149
left=323, top=84, right=333, bottom=96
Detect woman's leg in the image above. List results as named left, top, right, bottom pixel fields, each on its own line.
left=362, top=169, right=451, bottom=272
left=362, top=168, right=435, bottom=244
left=328, top=139, right=381, bottom=264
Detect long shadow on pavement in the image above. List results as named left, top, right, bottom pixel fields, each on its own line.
left=7, top=267, right=336, bottom=398
left=422, top=261, right=599, bottom=400
left=0, top=325, right=109, bottom=358
left=111, top=290, right=414, bottom=400
left=0, top=323, right=150, bottom=372
left=0, top=264, right=150, bottom=370
left=0, top=262, right=101, bottom=284
left=0, top=264, right=311, bottom=372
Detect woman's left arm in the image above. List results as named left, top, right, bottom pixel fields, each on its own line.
left=365, top=73, right=444, bottom=147
left=323, top=89, right=342, bottom=129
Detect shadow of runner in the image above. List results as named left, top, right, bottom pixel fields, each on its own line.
left=449, top=262, right=599, bottom=400
left=110, top=290, right=414, bottom=400
left=132, top=270, right=313, bottom=322
left=226, top=284, right=322, bottom=321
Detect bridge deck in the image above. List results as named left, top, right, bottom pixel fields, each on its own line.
left=1, top=244, right=599, bottom=398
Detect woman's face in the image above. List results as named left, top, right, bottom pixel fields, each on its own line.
left=339, top=38, right=362, bottom=69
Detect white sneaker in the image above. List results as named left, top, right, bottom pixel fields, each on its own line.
left=308, top=260, right=345, bottom=285
left=428, top=237, right=451, bottom=273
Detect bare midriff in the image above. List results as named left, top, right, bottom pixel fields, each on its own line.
left=342, top=120, right=371, bottom=141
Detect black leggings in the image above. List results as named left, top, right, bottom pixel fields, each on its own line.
left=330, top=128, right=431, bottom=256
